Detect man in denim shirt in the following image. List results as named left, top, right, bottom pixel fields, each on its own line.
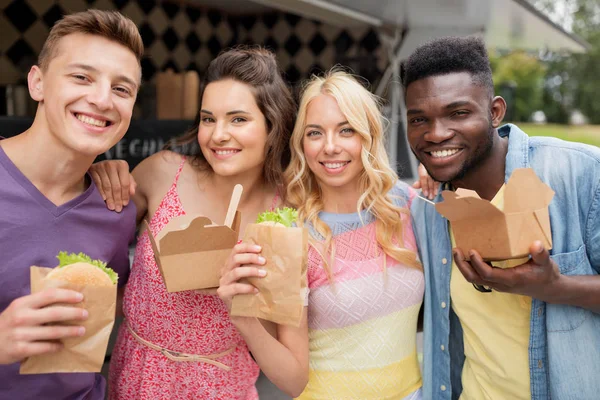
left=403, top=36, right=599, bottom=400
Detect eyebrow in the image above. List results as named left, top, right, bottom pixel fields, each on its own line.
left=305, top=120, right=350, bottom=130
left=444, top=100, right=472, bottom=109
left=200, top=110, right=251, bottom=116
left=67, top=63, right=138, bottom=90
left=406, top=109, right=423, bottom=116
left=407, top=100, right=473, bottom=116
left=226, top=110, right=250, bottom=116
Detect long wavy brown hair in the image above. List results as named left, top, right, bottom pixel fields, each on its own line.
left=165, top=46, right=296, bottom=188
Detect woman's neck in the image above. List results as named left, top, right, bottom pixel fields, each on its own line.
left=206, top=169, right=275, bottom=210
left=319, top=183, right=361, bottom=214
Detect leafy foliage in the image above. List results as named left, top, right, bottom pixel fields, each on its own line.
left=528, top=0, right=600, bottom=123
left=490, top=51, right=546, bottom=122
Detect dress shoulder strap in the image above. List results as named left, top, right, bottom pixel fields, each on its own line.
left=173, top=156, right=186, bottom=184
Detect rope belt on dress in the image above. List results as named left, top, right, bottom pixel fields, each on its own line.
left=126, top=321, right=234, bottom=371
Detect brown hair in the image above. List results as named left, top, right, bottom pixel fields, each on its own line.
left=166, top=46, right=296, bottom=187
left=38, top=9, right=143, bottom=71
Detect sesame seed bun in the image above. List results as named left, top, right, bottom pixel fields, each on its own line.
left=45, top=262, right=114, bottom=287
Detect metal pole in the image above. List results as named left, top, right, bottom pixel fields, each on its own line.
left=376, top=28, right=417, bottom=180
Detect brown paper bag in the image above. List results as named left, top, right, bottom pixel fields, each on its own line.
left=181, top=71, right=200, bottom=120
left=19, top=266, right=116, bottom=374
left=230, top=224, right=308, bottom=327
left=156, top=69, right=199, bottom=120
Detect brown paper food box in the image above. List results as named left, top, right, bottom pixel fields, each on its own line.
left=156, top=69, right=200, bottom=120
left=145, top=211, right=241, bottom=292
left=435, top=168, right=554, bottom=261
left=20, top=266, right=116, bottom=374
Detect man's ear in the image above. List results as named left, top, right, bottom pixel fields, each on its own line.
left=490, top=96, right=507, bottom=128
left=28, top=66, right=44, bottom=102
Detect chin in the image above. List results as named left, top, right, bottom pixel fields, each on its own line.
left=318, top=177, right=354, bottom=190
left=210, top=165, right=245, bottom=177
left=72, top=139, right=118, bottom=158
left=423, top=167, right=457, bottom=184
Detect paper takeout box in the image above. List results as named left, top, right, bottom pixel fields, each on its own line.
left=20, top=266, right=116, bottom=374
left=146, top=212, right=241, bottom=292
left=435, top=168, right=554, bottom=261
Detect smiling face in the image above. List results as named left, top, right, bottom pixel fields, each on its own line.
left=29, top=33, right=140, bottom=157
left=405, top=72, right=505, bottom=184
left=302, top=94, right=364, bottom=194
left=197, top=79, right=268, bottom=178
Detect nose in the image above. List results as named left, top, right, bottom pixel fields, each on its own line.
left=211, top=121, right=231, bottom=143
left=87, top=81, right=113, bottom=111
left=324, top=132, right=340, bottom=154
left=425, top=120, right=454, bottom=143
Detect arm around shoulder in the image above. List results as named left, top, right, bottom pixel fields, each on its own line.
left=131, top=150, right=184, bottom=225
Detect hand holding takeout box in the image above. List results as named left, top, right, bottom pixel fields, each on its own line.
left=146, top=185, right=243, bottom=292
left=434, top=168, right=555, bottom=264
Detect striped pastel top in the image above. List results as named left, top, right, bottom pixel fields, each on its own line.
left=297, top=182, right=425, bottom=400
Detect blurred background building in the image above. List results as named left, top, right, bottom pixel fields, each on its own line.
left=0, top=0, right=589, bottom=179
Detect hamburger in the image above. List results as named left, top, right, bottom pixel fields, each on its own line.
left=256, top=207, right=298, bottom=227
left=45, top=252, right=118, bottom=287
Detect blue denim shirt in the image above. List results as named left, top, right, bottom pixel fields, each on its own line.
left=411, top=124, right=600, bottom=400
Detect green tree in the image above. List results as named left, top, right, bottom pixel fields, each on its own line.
left=489, top=51, right=546, bottom=122
left=531, top=0, right=600, bottom=123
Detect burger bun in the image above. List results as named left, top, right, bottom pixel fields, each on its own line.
left=46, top=262, right=114, bottom=287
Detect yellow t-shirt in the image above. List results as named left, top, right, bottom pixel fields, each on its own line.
left=450, top=185, right=532, bottom=400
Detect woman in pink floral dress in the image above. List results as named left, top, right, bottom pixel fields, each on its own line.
left=91, top=47, right=300, bottom=399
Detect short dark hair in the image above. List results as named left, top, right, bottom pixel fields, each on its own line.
left=167, top=46, right=296, bottom=187
left=401, top=36, right=493, bottom=96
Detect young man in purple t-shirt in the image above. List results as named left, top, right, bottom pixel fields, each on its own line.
left=0, top=10, right=142, bottom=400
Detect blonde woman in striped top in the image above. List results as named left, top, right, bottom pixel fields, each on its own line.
left=219, top=70, right=424, bottom=399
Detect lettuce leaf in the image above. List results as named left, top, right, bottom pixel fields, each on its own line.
left=56, top=251, right=118, bottom=285
left=256, top=207, right=298, bottom=227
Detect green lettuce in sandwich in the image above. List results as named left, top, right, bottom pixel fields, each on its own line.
left=45, top=251, right=118, bottom=287
left=256, top=207, right=298, bottom=227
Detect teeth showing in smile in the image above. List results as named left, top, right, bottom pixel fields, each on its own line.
left=215, top=149, right=239, bottom=155
left=323, top=162, right=348, bottom=169
left=76, top=114, right=107, bottom=127
left=430, top=149, right=459, bottom=158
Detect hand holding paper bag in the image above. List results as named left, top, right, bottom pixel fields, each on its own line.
left=223, top=208, right=308, bottom=327
left=218, top=242, right=267, bottom=310
left=0, top=288, right=86, bottom=365
left=19, top=252, right=118, bottom=374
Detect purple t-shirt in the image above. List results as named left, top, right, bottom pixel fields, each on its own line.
left=0, top=145, right=136, bottom=399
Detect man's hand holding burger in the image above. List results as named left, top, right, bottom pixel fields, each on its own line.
left=1, top=251, right=118, bottom=365
left=0, top=288, right=87, bottom=364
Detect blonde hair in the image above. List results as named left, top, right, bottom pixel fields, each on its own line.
left=38, top=10, right=143, bottom=72
left=284, top=70, right=421, bottom=275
